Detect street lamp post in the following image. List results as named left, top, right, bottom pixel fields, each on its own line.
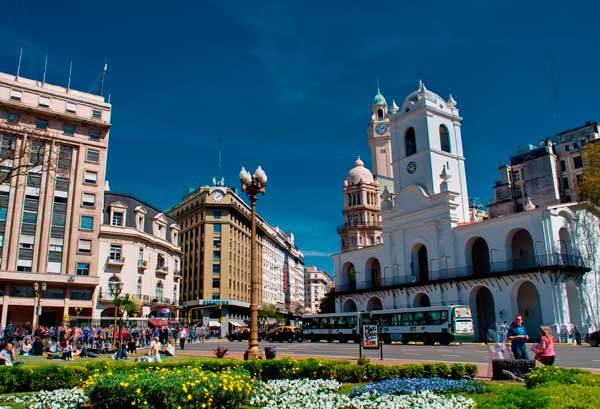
left=109, top=275, right=123, bottom=346
left=33, top=282, right=46, bottom=329
left=240, top=165, right=267, bottom=360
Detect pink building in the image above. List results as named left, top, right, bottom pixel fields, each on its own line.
left=0, top=72, right=111, bottom=327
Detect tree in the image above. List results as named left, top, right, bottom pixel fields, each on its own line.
left=122, top=294, right=142, bottom=318
left=258, top=303, right=282, bottom=325
left=578, top=142, right=600, bottom=205
left=318, top=290, right=336, bottom=313
left=0, top=135, right=58, bottom=187
left=291, top=301, right=305, bottom=316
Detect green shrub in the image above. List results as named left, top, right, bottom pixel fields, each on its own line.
left=525, top=366, right=594, bottom=388
left=0, top=358, right=477, bottom=393
left=465, top=363, right=478, bottom=379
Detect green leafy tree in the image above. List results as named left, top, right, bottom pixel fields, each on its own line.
left=318, top=290, right=336, bottom=313
left=579, top=142, right=600, bottom=205
left=259, top=303, right=282, bottom=326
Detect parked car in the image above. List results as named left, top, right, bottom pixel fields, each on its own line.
left=266, top=326, right=303, bottom=343
left=585, top=330, right=600, bottom=347
left=227, top=327, right=267, bottom=342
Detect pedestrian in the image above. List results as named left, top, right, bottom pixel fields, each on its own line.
left=571, top=325, right=582, bottom=346
left=534, top=326, right=555, bottom=366
left=199, top=326, right=206, bottom=343
left=178, top=327, right=187, bottom=350
left=507, top=314, right=529, bottom=359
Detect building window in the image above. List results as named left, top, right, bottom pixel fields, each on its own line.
left=137, top=278, right=142, bottom=298
left=212, top=264, right=220, bottom=273
left=89, top=129, right=101, bottom=141
left=66, top=102, right=77, bottom=113
left=78, top=239, right=92, bottom=254
left=36, top=118, right=48, bottom=129
left=573, top=156, right=583, bottom=169
left=439, top=124, right=451, bottom=153
left=92, top=109, right=102, bottom=119
left=80, top=215, right=93, bottom=230
left=157, top=254, right=165, bottom=268
left=566, top=145, right=570, bottom=151
left=112, top=211, right=124, bottom=226
left=10, top=89, right=22, bottom=100
left=109, top=244, right=122, bottom=261
left=213, top=250, right=221, bottom=260
left=7, top=112, right=19, bottom=123
left=213, top=238, right=221, bottom=248
left=63, top=124, right=75, bottom=135
left=155, top=282, right=163, bottom=299
left=405, top=127, right=416, bottom=156
left=84, top=170, right=97, bottom=185
left=108, top=277, right=121, bottom=297
left=39, top=96, right=50, bottom=107
left=213, top=224, right=221, bottom=233
left=86, top=149, right=99, bottom=163
left=212, top=278, right=220, bottom=288
left=82, top=193, right=95, bottom=207
left=76, top=263, right=90, bottom=276
left=562, top=177, right=570, bottom=189
left=214, top=210, right=221, bottom=219
left=560, top=160, right=566, bottom=172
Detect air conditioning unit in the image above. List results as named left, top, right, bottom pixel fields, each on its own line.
left=410, top=275, right=417, bottom=283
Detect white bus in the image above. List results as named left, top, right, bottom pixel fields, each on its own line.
left=301, top=305, right=474, bottom=345
left=301, top=312, right=361, bottom=343
left=369, top=305, right=474, bottom=345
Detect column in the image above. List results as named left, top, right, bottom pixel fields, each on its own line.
left=1, top=294, right=9, bottom=328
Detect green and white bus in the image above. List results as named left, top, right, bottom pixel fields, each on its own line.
left=369, top=305, right=474, bottom=345
left=301, top=305, right=474, bottom=345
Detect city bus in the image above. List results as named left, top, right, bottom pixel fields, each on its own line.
left=301, top=312, right=361, bottom=343
left=369, top=305, right=474, bottom=345
left=301, top=305, right=474, bottom=345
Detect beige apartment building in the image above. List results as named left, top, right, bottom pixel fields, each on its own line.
left=0, top=72, right=111, bottom=327
left=96, top=191, right=182, bottom=321
left=169, top=183, right=304, bottom=335
left=303, top=265, right=334, bottom=314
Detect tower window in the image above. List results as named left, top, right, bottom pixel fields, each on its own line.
left=439, top=125, right=451, bottom=153
left=377, top=109, right=383, bottom=120
left=405, top=127, right=417, bottom=156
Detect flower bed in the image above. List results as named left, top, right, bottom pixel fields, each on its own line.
left=350, top=377, right=484, bottom=396
left=251, top=378, right=476, bottom=409
left=0, top=388, right=87, bottom=409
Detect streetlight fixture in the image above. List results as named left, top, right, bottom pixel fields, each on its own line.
left=239, top=165, right=267, bottom=360
left=109, top=274, right=123, bottom=345
left=33, top=282, right=46, bottom=329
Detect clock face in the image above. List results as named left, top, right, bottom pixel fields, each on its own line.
left=375, top=123, right=388, bottom=135
left=407, top=161, right=417, bottom=174
left=211, top=191, right=224, bottom=203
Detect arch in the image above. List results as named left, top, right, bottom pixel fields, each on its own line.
left=108, top=276, right=122, bottom=298
left=413, top=293, right=430, bottom=307
left=155, top=281, right=164, bottom=299
left=558, top=227, right=572, bottom=257
left=342, top=299, right=357, bottom=312
left=469, top=286, right=496, bottom=342
left=411, top=243, right=429, bottom=282
left=366, top=296, right=383, bottom=311
left=566, top=280, right=582, bottom=328
left=342, top=262, right=357, bottom=291
left=377, top=109, right=384, bottom=120
left=439, top=124, right=451, bottom=153
left=405, top=127, right=417, bottom=156
left=466, top=237, right=490, bottom=275
left=101, top=308, right=116, bottom=317
left=366, top=257, right=382, bottom=288
left=507, top=228, right=535, bottom=268
left=516, top=281, right=542, bottom=341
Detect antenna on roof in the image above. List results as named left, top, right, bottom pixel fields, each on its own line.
left=16, top=47, right=23, bottom=78
left=546, top=49, right=561, bottom=131
left=216, top=135, right=224, bottom=186
left=42, top=54, right=48, bottom=84
left=100, top=58, right=108, bottom=96
left=67, top=60, right=73, bottom=90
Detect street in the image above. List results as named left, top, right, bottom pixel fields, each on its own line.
left=183, top=340, right=600, bottom=371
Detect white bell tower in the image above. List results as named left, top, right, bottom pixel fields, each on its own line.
left=389, top=80, right=470, bottom=223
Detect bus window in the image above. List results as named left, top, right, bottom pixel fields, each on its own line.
left=454, top=307, right=472, bottom=318
left=414, top=312, right=425, bottom=325
left=429, top=311, right=441, bottom=325
left=348, top=316, right=357, bottom=327
left=441, top=311, right=448, bottom=323
left=391, top=313, right=401, bottom=326
left=401, top=312, right=411, bottom=326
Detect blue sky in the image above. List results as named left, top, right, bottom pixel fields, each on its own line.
left=2, top=1, right=599, bottom=275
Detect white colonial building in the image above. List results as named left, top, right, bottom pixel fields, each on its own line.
left=333, top=81, right=600, bottom=341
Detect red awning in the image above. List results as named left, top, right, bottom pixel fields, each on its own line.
left=149, top=319, right=168, bottom=327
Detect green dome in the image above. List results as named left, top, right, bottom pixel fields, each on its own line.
left=373, top=89, right=387, bottom=105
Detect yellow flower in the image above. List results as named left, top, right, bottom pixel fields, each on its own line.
left=136, top=388, right=141, bottom=394
left=131, top=402, right=136, bottom=406
left=187, top=394, right=193, bottom=400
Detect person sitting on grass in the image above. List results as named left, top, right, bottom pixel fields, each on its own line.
left=31, top=336, right=44, bottom=356
left=113, top=342, right=128, bottom=360
left=0, top=341, right=24, bottom=366
left=20, top=337, right=33, bottom=356
left=127, top=336, right=137, bottom=354
left=148, top=337, right=161, bottom=362
left=62, top=340, right=73, bottom=361
left=160, top=340, right=176, bottom=357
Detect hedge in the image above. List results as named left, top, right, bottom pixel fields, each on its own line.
left=491, top=359, right=535, bottom=380
left=0, top=358, right=478, bottom=393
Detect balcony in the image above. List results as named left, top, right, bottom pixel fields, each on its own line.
left=336, top=253, right=589, bottom=293
left=137, top=259, right=148, bottom=271
left=155, top=265, right=168, bottom=276
left=106, top=256, right=125, bottom=266
left=337, top=221, right=382, bottom=233
left=174, top=270, right=182, bottom=279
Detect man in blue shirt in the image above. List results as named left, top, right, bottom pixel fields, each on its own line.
left=507, top=314, right=529, bottom=359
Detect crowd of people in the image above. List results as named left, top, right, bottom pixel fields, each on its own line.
left=0, top=320, right=212, bottom=366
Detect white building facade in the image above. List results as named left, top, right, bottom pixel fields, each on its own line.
left=333, top=81, right=600, bottom=341
left=304, top=266, right=334, bottom=314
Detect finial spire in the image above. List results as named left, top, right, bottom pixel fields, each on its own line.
left=376, top=75, right=380, bottom=93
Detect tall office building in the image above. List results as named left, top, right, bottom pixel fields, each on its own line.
left=0, top=72, right=111, bottom=327
left=304, top=266, right=334, bottom=314
left=169, top=182, right=304, bottom=335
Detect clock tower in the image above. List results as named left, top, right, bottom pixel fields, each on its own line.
left=368, top=88, right=394, bottom=191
